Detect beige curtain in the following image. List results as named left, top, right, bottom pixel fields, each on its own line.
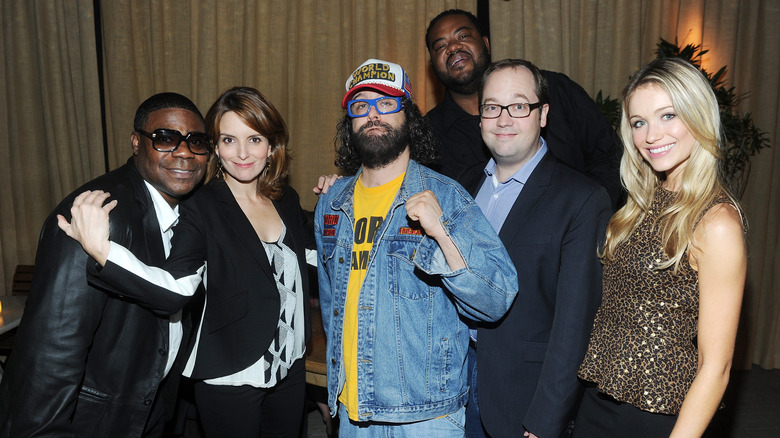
left=1, top=0, right=777, bottom=368
left=98, top=0, right=475, bottom=210
left=0, top=0, right=104, bottom=292
left=490, top=0, right=780, bottom=369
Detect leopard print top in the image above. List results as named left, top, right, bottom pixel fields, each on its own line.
left=578, top=187, right=730, bottom=415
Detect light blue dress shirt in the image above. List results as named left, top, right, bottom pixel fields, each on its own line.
left=474, top=139, right=548, bottom=233
left=470, top=139, right=548, bottom=342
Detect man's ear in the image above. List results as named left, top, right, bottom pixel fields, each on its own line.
left=483, top=36, right=491, bottom=55
left=131, top=132, right=141, bottom=156
left=540, top=103, right=550, bottom=128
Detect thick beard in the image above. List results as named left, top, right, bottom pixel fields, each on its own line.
left=434, top=47, right=491, bottom=95
left=352, top=120, right=410, bottom=170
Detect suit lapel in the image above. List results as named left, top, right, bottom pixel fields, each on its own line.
left=272, top=193, right=301, bottom=255
left=213, top=181, right=277, bottom=285
left=462, top=166, right=488, bottom=198
left=131, top=168, right=171, bottom=340
left=498, top=154, right=556, bottom=244
left=140, top=208, right=166, bottom=266
left=127, top=163, right=167, bottom=267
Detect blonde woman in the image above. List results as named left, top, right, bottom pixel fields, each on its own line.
left=574, top=58, right=747, bottom=437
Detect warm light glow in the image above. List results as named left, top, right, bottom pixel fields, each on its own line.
left=677, top=6, right=714, bottom=73
left=678, top=17, right=702, bottom=47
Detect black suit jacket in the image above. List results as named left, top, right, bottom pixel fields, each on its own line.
left=462, top=153, right=612, bottom=438
left=89, top=179, right=312, bottom=379
left=0, top=160, right=182, bottom=437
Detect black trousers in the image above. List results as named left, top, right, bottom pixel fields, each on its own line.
left=193, top=359, right=306, bottom=438
left=573, top=386, right=677, bottom=437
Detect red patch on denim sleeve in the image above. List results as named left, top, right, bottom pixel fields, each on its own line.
left=398, top=227, right=423, bottom=235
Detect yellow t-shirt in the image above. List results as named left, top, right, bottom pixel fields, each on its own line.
left=339, top=172, right=404, bottom=421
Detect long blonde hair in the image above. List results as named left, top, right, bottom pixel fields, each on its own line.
left=602, top=58, right=740, bottom=272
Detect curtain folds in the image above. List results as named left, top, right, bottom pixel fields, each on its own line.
left=98, top=0, right=474, bottom=204
left=0, top=0, right=103, bottom=292
left=0, top=0, right=776, bottom=368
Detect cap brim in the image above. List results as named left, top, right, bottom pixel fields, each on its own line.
left=341, top=84, right=407, bottom=108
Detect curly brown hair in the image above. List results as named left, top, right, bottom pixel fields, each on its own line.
left=334, top=97, right=439, bottom=175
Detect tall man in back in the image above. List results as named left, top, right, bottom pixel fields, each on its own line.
left=460, top=59, right=611, bottom=438
left=425, top=9, right=623, bottom=208
left=0, top=93, right=209, bottom=437
left=315, top=58, right=518, bottom=437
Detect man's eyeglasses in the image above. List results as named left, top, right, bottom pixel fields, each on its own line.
left=479, top=102, right=544, bottom=119
left=347, top=97, right=403, bottom=118
left=136, top=129, right=211, bottom=155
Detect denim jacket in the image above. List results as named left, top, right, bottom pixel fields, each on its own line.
left=314, top=160, right=518, bottom=423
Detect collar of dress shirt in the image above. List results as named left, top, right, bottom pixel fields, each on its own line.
left=483, top=138, right=549, bottom=188
left=142, top=180, right=180, bottom=236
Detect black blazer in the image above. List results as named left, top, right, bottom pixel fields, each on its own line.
left=0, top=160, right=180, bottom=437
left=90, top=179, right=313, bottom=379
left=462, top=153, right=612, bottom=438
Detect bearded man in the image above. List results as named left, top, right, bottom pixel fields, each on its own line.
left=313, top=58, right=519, bottom=437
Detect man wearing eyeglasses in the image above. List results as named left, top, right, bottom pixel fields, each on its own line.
left=457, top=59, right=611, bottom=438
left=425, top=9, right=623, bottom=210
left=0, top=93, right=208, bottom=437
left=314, top=58, right=518, bottom=436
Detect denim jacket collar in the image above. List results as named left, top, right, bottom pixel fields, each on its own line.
left=329, top=159, right=427, bottom=214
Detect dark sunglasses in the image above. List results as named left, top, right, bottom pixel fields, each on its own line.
left=137, top=129, right=211, bottom=155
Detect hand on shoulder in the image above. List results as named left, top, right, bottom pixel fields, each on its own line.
left=57, top=190, right=116, bottom=265
left=313, top=174, right=342, bottom=195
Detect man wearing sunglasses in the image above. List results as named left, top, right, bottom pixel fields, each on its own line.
left=0, top=93, right=208, bottom=437
left=458, top=59, right=611, bottom=438
left=314, top=58, right=518, bottom=436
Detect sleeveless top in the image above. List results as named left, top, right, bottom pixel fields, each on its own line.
left=578, top=187, right=733, bottom=414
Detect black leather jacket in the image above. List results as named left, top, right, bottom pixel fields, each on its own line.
left=0, top=159, right=182, bottom=437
